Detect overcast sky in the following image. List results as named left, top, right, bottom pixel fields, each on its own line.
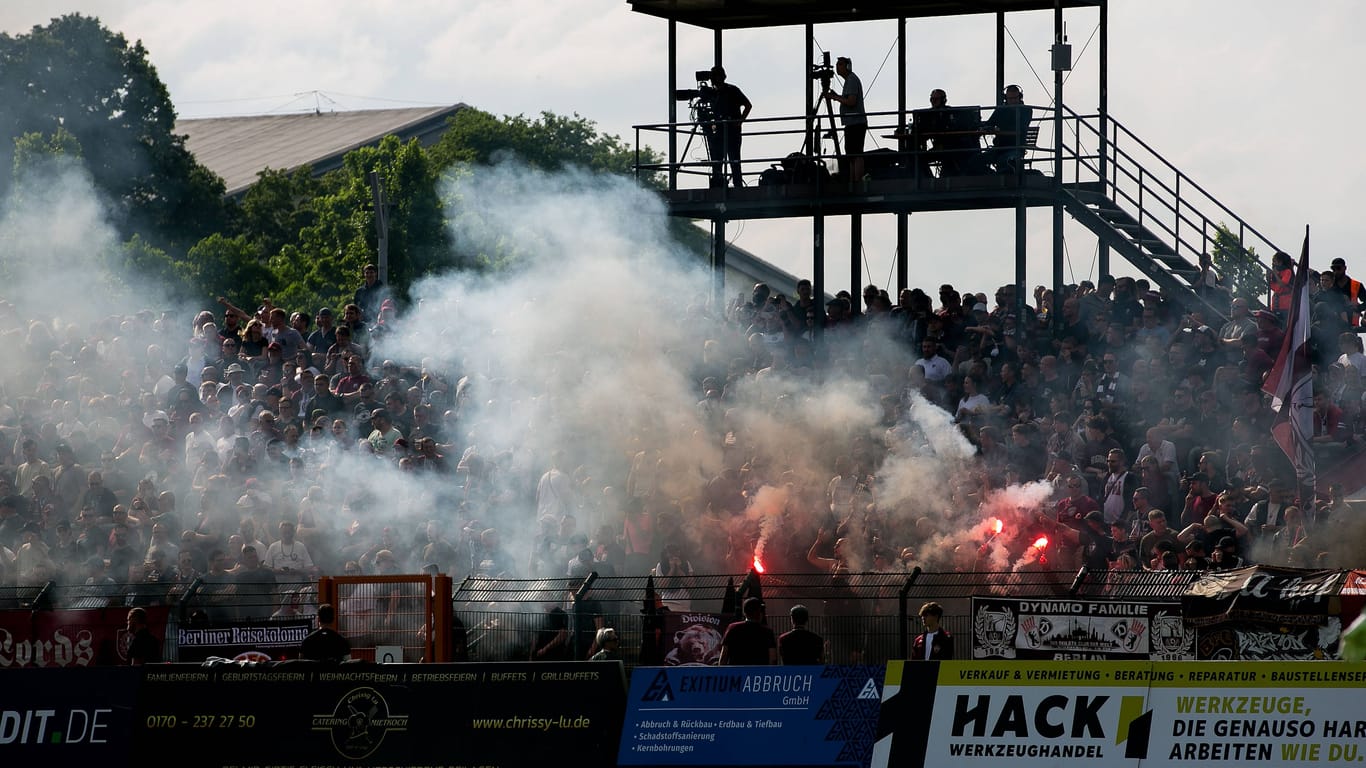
left=5, top=1, right=1360, bottom=298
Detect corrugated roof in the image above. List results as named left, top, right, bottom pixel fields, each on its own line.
left=628, top=0, right=1102, bottom=29
left=176, top=105, right=466, bottom=196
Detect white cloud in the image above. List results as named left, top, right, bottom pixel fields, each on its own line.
left=6, top=0, right=1364, bottom=292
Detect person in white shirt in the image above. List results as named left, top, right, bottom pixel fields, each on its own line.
left=264, top=520, right=315, bottom=581
left=913, top=340, right=951, bottom=383
left=1135, top=427, right=1180, bottom=491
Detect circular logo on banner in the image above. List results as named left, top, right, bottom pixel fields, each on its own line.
left=311, top=686, right=410, bottom=759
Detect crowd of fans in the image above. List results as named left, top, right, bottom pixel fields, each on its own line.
left=0, top=255, right=1362, bottom=631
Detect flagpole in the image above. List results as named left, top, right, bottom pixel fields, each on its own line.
left=1261, top=225, right=1315, bottom=512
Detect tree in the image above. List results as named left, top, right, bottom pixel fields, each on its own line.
left=233, top=166, right=329, bottom=257
left=1210, top=223, right=1266, bottom=303
left=179, top=234, right=277, bottom=310
left=11, top=127, right=82, bottom=184
left=264, top=135, right=447, bottom=313
left=429, top=109, right=660, bottom=184
left=0, top=14, right=226, bottom=250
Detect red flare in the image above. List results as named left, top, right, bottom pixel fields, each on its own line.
left=993, top=519, right=1004, bottom=535
left=752, top=557, right=765, bottom=574
left=1032, top=536, right=1049, bottom=550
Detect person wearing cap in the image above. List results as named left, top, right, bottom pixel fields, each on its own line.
left=1211, top=535, right=1245, bottom=570
left=366, top=409, right=402, bottom=455
left=1047, top=506, right=1115, bottom=571
left=719, top=597, right=777, bottom=665
left=1327, top=256, right=1365, bottom=326
left=700, top=65, right=751, bottom=188
left=1179, top=472, right=1218, bottom=527
left=307, top=307, right=337, bottom=351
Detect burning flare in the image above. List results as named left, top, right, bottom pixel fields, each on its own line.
left=752, top=556, right=765, bottom=574
left=1032, top=535, right=1049, bottom=550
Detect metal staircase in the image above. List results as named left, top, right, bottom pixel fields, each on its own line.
left=1046, top=107, right=1284, bottom=322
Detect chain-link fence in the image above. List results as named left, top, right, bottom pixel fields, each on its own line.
left=3, top=567, right=1198, bottom=665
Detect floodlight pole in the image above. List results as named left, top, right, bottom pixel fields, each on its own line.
left=368, top=171, right=390, bottom=285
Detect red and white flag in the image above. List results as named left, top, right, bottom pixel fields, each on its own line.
left=1261, top=226, right=1315, bottom=506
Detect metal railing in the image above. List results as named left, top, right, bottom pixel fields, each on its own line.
left=1060, top=106, right=1282, bottom=305
left=634, top=106, right=1053, bottom=191
left=634, top=105, right=1283, bottom=314
left=0, top=568, right=1210, bottom=666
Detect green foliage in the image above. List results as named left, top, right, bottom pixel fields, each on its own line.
left=261, top=135, right=449, bottom=314
left=1210, top=223, right=1264, bottom=303
left=12, top=127, right=82, bottom=183
left=111, top=234, right=191, bottom=301
left=0, top=13, right=226, bottom=250
left=430, top=109, right=660, bottom=185
left=233, top=166, right=328, bottom=257
left=180, top=233, right=277, bottom=309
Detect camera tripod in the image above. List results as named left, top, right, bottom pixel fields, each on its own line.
left=677, top=103, right=730, bottom=188
left=805, top=82, right=842, bottom=160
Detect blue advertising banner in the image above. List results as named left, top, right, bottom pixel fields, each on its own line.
left=619, top=665, right=883, bottom=767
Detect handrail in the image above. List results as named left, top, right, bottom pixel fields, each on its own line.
left=1104, top=112, right=1284, bottom=257
left=1062, top=106, right=1282, bottom=293
left=634, top=104, right=1284, bottom=311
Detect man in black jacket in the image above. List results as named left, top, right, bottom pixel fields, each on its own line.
left=301, top=603, right=351, bottom=663
left=778, top=604, right=824, bottom=665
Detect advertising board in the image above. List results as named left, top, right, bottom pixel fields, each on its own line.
left=0, top=606, right=169, bottom=667
left=619, top=665, right=883, bottom=767
left=133, top=662, right=628, bottom=768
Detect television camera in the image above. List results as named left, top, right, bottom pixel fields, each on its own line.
left=810, top=51, right=835, bottom=89
left=674, top=69, right=717, bottom=121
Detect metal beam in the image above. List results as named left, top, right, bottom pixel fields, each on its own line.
left=995, top=12, right=1005, bottom=100
left=1097, top=0, right=1110, bottom=277
left=897, top=16, right=909, bottom=292
left=668, top=20, right=677, bottom=190
left=712, top=219, right=727, bottom=312
left=852, top=214, right=863, bottom=312
left=1052, top=1, right=1065, bottom=309
left=814, top=213, right=825, bottom=346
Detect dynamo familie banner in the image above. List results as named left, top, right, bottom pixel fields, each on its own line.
left=970, top=597, right=1194, bottom=660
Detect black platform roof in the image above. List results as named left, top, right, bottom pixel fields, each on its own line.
left=628, top=0, right=1101, bottom=30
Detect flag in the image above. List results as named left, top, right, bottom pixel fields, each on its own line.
left=1262, top=226, right=1315, bottom=507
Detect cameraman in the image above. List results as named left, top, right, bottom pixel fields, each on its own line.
left=824, top=56, right=866, bottom=180
left=703, top=65, right=752, bottom=188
